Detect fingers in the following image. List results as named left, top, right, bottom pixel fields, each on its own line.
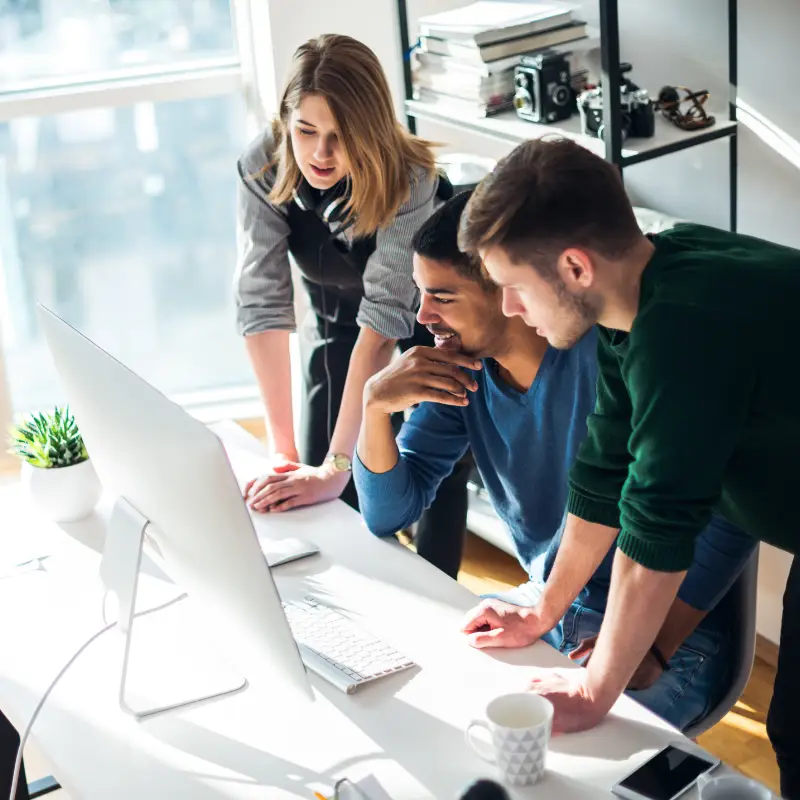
left=272, top=462, right=301, bottom=474
left=426, top=362, right=480, bottom=392
left=467, top=627, right=512, bottom=649
left=419, top=348, right=482, bottom=371
left=568, top=643, right=594, bottom=663
left=422, top=374, right=474, bottom=398
left=416, top=388, right=470, bottom=407
left=270, top=495, right=305, bottom=513
left=461, top=603, right=501, bottom=633
left=249, top=479, right=297, bottom=511
left=243, top=477, right=256, bottom=497
left=246, top=473, right=290, bottom=499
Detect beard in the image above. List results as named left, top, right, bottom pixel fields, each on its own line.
left=547, top=283, right=602, bottom=350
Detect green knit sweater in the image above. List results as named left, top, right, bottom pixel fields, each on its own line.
left=567, top=223, right=800, bottom=571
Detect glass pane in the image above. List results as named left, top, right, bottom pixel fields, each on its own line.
left=0, top=0, right=235, bottom=90
left=0, top=93, right=255, bottom=412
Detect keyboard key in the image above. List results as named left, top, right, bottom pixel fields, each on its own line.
left=282, top=596, right=415, bottom=691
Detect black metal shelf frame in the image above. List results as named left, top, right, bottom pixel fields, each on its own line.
left=395, top=0, right=738, bottom=232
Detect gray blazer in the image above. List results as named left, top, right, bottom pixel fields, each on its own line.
left=233, top=131, right=438, bottom=340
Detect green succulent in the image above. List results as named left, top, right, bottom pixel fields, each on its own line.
left=8, top=406, right=89, bottom=469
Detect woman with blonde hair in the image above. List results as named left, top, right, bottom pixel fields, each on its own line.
left=234, top=34, right=470, bottom=577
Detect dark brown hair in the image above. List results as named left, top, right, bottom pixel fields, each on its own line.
left=270, top=34, right=437, bottom=238
left=458, top=137, right=641, bottom=274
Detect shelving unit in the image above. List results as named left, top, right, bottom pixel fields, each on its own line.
left=395, top=0, right=738, bottom=231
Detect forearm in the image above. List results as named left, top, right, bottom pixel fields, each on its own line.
left=328, top=328, right=396, bottom=459
left=357, top=404, right=399, bottom=474
left=585, top=550, right=685, bottom=710
left=536, top=513, right=619, bottom=629
left=244, top=330, right=296, bottom=456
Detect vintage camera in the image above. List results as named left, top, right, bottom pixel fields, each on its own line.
left=578, top=63, right=655, bottom=141
left=513, top=50, right=573, bottom=124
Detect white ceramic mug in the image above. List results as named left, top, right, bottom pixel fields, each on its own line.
left=465, top=692, right=554, bottom=787
left=697, top=773, right=774, bottom=799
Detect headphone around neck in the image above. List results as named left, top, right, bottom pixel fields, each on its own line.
left=291, top=177, right=351, bottom=227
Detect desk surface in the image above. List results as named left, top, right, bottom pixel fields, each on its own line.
left=0, top=422, right=728, bottom=800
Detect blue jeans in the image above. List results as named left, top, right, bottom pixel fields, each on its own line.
left=484, top=581, right=732, bottom=732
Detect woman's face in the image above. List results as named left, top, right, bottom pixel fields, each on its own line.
left=289, top=94, right=349, bottom=190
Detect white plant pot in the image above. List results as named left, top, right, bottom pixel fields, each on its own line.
left=21, top=459, right=103, bottom=523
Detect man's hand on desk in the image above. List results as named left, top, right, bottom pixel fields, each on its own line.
left=244, top=461, right=350, bottom=513
left=567, top=635, right=664, bottom=691
left=461, top=599, right=552, bottom=649
left=526, top=671, right=610, bottom=735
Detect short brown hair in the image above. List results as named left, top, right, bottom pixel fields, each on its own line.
left=458, top=138, right=641, bottom=272
left=270, top=35, right=437, bottom=238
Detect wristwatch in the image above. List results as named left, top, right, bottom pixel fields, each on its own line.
left=323, top=453, right=352, bottom=473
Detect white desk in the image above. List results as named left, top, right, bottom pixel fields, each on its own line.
left=0, top=422, right=730, bottom=799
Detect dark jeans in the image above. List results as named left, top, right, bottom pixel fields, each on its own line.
left=0, top=710, right=27, bottom=800
left=767, top=555, right=800, bottom=799
left=299, top=319, right=469, bottom=578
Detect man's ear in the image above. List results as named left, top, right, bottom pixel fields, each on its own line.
left=557, top=248, right=595, bottom=290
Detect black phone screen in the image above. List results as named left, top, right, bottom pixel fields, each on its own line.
left=618, top=746, right=716, bottom=800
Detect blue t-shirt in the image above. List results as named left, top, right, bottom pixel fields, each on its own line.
left=354, top=330, right=755, bottom=613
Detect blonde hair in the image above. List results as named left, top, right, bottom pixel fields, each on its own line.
left=269, top=34, right=437, bottom=239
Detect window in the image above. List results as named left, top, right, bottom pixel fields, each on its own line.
left=0, top=0, right=237, bottom=88
left=0, top=0, right=265, bottom=433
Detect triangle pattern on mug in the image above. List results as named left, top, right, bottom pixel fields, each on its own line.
left=494, top=727, right=549, bottom=787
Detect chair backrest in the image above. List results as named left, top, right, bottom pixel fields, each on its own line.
left=683, top=549, right=760, bottom=738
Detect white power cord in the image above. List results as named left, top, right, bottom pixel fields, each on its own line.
left=9, top=591, right=188, bottom=800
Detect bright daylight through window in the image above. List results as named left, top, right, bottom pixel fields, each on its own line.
left=0, top=0, right=258, bottom=417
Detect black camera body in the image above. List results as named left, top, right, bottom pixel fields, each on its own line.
left=578, top=63, right=655, bottom=141
left=513, top=50, right=573, bottom=124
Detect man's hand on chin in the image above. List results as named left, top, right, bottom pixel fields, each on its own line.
left=526, top=670, right=612, bottom=734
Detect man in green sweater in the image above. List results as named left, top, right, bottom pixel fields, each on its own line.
left=458, top=137, right=800, bottom=797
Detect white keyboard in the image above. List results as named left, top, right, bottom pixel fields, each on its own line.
left=282, top=596, right=415, bottom=694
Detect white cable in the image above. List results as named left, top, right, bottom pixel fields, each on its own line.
left=8, top=621, right=113, bottom=800
left=9, top=591, right=188, bottom=800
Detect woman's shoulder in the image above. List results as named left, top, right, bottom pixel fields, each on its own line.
left=239, top=128, right=276, bottom=175
left=237, top=128, right=287, bottom=212
left=401, top=163, right=440, bottom=214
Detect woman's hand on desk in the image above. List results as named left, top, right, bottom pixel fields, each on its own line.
left=244, top=462, right=350, bottom=513
left=461, top=599, right=551, bottom=649
left=242, top=452, right=301, bottom=499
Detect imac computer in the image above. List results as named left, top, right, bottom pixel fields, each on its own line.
left=38, top=306, right=413, bottom=719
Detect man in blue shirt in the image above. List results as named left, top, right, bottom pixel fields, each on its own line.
left=354, top=191, right=755, bottom=732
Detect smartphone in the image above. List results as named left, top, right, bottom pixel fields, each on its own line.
left=611, top=741, right=721, bottom=800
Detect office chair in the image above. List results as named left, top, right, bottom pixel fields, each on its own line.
left=683, top=549, right=760, bottom=739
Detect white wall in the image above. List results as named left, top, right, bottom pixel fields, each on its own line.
left=264, top=0, right=799, bottom=644
left=737, top=0, right=800, bottom=645
left=264, top=0, right=406, bottom=119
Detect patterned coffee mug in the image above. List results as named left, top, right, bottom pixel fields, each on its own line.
left=465, top=692, right=554, bottom=787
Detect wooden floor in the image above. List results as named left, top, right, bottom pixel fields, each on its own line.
left=458, top=533, right=782, bottom=795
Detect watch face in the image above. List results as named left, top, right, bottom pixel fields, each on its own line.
left=331, top=453, right=352, bottom=472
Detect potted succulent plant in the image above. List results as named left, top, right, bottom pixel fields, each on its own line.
left=8, top=406, right=102, bottom=522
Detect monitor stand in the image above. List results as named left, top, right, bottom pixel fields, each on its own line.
left=100, top=497, right=247, bottom=720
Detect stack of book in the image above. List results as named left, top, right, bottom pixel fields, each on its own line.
left=413, top=1, right=588, bottom=117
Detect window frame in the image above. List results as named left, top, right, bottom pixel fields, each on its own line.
left=0, top=0, right=276, bottom=466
